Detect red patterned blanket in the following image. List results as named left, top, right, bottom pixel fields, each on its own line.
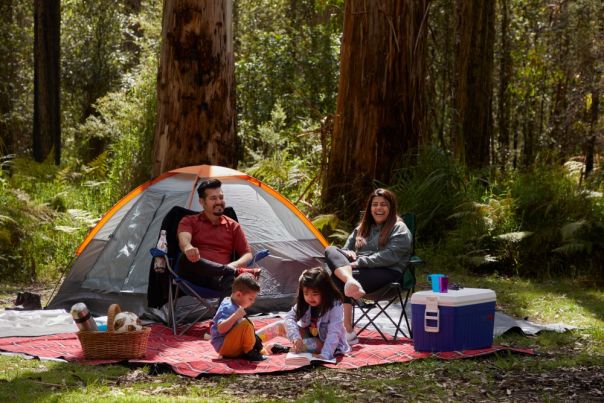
left=0, top=317, right=533, bottom=377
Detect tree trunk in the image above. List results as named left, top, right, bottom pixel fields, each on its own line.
left=584, top=88, right=599, bottom=178
left=0, top=0, right=15, bottom=156
left=33, top=0, right=60, bottom=164
left=496, top=0, right=511, bottom=169
left=322, top=0, right=429, bottom=217
left=153, top=0, right=236, bottom=175
left=452, top=0, right=495, bottom=169
left=522, top=95, right=535, bottom=167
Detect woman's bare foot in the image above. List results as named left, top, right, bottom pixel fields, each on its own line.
left=344, top=278, right=366, bottom=300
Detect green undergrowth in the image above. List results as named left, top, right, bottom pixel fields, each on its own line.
left=0, top=157, right=113, bottom=282
left=386, top=150, right=604, bottom=280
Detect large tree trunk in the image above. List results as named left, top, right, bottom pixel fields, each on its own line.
left=451, top=0, right=495, bottom=169
left=153, top=0, right=236, bottom=176
left=496, top=0, right=511, bottom=169
left=33, top=0, right=60, bottom=164
left=0, top=0, right=15, bottom=156
left=322, top=0, right=429, bottom=217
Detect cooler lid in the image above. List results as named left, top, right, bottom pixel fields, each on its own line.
left=410, top=288, right=496, bottom=307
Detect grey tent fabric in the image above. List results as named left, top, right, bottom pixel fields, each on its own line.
left=48, top=167, right=327, bottom=321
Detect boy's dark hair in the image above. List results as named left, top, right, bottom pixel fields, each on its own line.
left=295, top=267, right=343, bottom=320
left=197, top=179, right=222, bottom=198
left=232, top=273, right=261, bottom=293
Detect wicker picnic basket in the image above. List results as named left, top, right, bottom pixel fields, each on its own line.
left=76, top=304, right=151, bottom=360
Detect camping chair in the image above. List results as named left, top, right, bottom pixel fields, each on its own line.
left=352, top=212, right=422, bottom=340
left=149, top=205, right=250, bottom=336
left=151, top=245, right=223, bottom=336
left=149, top=206, right=269, bottom=335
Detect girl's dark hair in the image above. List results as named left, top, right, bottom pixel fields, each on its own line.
left=295, top=267, right=343, bottom=320
left=357, top=188, right=399, bottom=248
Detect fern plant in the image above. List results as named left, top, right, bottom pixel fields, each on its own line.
left=390, top=148, right=474, bottom=243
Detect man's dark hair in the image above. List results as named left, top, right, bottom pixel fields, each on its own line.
left=197, top=179, right=222, bottom=198
left=232, top=274, right=260, bottom=293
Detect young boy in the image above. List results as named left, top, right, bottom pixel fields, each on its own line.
left=210, top=273, right=266, bottom=361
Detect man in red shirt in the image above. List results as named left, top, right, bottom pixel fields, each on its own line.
left=177, top=179, right=255, bottom=294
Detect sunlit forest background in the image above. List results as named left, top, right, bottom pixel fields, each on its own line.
left=0, top=0, right=602, bottom=284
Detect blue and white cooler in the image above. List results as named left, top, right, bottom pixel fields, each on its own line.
left=411, top=288, right=496, bottom=352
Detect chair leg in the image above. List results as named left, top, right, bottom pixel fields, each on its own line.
left=355, top=304, right=392, bottom=340
left=172, top=281, right=218, bottom=336
left=169, top=284, right=178, bottom=335
left=178, top=308, right=210, bottom=336
left=401, top=288, right=413, bottom=338
left=353, top=300, right=392, bottom=340
left=353, top=289, right=411, bottom=340
left=164, top=257, right=179, bottom=336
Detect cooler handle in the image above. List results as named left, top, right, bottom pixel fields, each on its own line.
left=424, top=296, right=440, bottom=333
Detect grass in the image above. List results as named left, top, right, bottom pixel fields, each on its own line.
left=1, top=270, right=603, bottom=401
left=0, top=358, right=235, bottom=402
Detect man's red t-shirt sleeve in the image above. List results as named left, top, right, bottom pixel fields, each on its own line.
left=177, top=215, right=194, bottom=236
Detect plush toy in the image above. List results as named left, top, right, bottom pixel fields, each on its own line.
left=113, top=312, right=143, bottom=333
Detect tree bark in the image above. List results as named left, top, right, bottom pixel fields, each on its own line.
left=496, top=0, right=511, bottom=169
left=322, top=0, right=429, bottom=217
left=33, top=0, right=60, bottom=164
left=153, top=0, right=236, bottom=175
left=0, top=0, right=15, bottom=156
left=451, top=0, right=495, bottom=169
left=584, top=88, right=599, bottom=178
left=522, top=94, right=536, bottom=167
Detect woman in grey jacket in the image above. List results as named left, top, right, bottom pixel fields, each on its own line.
left=325, top=188, right=412, bottom=345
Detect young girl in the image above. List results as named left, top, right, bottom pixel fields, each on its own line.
left=257, top=267, right=350, bottom=360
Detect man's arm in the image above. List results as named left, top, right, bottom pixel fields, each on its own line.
left=178, top=231, right=201, bottom=262
left=229, top=251, right=253, bottom=269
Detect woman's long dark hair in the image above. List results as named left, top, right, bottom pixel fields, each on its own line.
left=356, top=188, right=399, bottom=249
left=295, top=267, right=343, bottom=320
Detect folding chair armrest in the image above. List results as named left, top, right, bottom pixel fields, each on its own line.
left=247, top=249, right=270, bottom=267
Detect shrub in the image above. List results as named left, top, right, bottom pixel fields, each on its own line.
left=507, top=166, right=603, bottom=277
left=457, top=166, right=604, bottom=278
left=1, top=157, right=103, bottom=282
left=391, top=154, right=604, bottom=279
left=390, top=148, right=476, bottom=243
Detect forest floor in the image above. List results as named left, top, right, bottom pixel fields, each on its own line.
left=1, top=273, right=603, bottom=402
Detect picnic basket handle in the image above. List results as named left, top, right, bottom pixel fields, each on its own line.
left=107, top=304, right=121, bottom=332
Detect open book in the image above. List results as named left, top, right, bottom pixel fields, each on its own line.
left=284, top=351, right=336, bottom=366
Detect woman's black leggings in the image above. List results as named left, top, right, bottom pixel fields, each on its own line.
left=324, top=246, right=400, bottom=303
